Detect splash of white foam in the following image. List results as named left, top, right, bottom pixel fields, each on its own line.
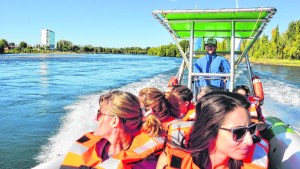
left=260, top=78, right=300, bottom=133
left=35, top=94, right=99, bottom=163
left=263, top=79, right=300, bottom=106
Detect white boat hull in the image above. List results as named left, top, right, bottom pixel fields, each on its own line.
left=263, top=116, right=300, bottom=169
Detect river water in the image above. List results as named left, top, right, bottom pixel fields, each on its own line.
left=0, top=54, right=299, bottom=168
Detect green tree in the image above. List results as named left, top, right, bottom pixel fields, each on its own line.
left=147, top=47, right=158, bottom=56
left=19, top=41, right=28, bottom=49
left=0, top=39, right=8, bottom=53
left=72, top=45, right=80, bottom=52
left=0, top=43, right=4, bottom=53
left=282, top=20, right=300, bottom=59
left=179, top=40, right=189, bottom=53
left=8, top=42, right=15, bottom=48
left=170, top=44, right=179, bottom=57
left=218, top=39, right=227, bottom=51
left=57, top=40, right=73, bottom=51
left=158, top=45, right=167, bottom=56
left=0, top=39, right=8, bottom=47
left=82, top=45, right=94, bottom=53
left=270, top=26, right=280, bottom=59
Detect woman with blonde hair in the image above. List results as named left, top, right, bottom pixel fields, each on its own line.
left=60, top=90, right=143, bottom=168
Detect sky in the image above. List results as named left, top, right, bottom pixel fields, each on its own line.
left=1, top=0, right=299, bottom=48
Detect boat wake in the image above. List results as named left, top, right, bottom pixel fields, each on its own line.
left=263, top=79, right=300, bottom=132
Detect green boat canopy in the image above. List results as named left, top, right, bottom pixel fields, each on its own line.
left=152, top=7, right=277, bottom=91
left=153, top=8, right=277, bottom=39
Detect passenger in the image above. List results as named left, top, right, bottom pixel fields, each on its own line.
left=100, top=88, right=177, bottom=169
left=233, top=85, right=250, bottom=97
left=138, top=87, right=180, bottom=132
left=233, top=86, right=269, bottom=168
left=102, top=87, right=180, bottom=169
left=196, top=85, right=220, bottom=101
left=166, top=85, right=194, bottom=120
left=93, top=87, right=180, bottom=169
left=193, top=37, right=230, bottom=89
left=233, top=85, right=265, bottom=123
left=60, top=90, right=160, bottom=169
left=157, top=91, right=267, bottom=169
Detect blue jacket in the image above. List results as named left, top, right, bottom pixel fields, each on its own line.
left=193, top=53, right=230, bottom=88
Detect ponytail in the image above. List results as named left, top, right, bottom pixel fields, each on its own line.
left=138, top=87, right=180, bottom=136
left=142, top=114, right=163, bottom=137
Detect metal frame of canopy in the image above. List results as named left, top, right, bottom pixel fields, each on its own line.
left=152, top=7, right=277, bottom=95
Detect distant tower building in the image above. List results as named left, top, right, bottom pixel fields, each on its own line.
left=41, top=29, right=55, bottom=50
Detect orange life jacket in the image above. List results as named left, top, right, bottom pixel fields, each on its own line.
left=182, top=109, right=195, bottom=121
left=60, top=132, right=106, bottom=169
left=161, top=117, right=182, bottom=132
left=180, top=103, right=195, bottom=121
left=164, top=147, right=267, bottom=169
left=61, top=132, right=165, bottom=169
left=164, top=121, right=199, bottom=169
left=164, top=146, right=200, bottom=169
left=163, top=145, right=268, bottom=169
left=167, top=121, right=194, bottom=145
left=97, top=132, right=164, bottom=169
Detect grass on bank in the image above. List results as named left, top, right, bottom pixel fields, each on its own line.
left=249, top=58, right=300, bottom=67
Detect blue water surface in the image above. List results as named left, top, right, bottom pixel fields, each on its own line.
left=0, top=54, right=299, bottom=168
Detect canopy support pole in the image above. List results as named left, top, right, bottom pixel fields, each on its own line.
left=170, top=34, right=190, bottom=68
left=188, top=22, right=195, bottom=89
left=235, top=29, right=263, bottom=68
left=229, top=21, right=235, bottom=91
left=177, top=59, right=185, bottom=84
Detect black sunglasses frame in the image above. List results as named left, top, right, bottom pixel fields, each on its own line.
left=219, top=123, right=258, bottom=142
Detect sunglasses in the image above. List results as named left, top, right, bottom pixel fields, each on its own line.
left=219, top=123, right=258, bottom=142
left=96, top=109, right=140, bottom=123
left=96, top=109, right=114, bottom=120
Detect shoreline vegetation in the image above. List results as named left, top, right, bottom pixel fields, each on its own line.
left=2, top=51, right=300, bottom=67
left=1, top=20, right=299, bottom=67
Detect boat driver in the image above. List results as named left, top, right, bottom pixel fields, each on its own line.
left=193, top=37, right=230, bottom=90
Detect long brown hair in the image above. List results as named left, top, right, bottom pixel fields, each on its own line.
left=189, top=91, right=250, bottom=169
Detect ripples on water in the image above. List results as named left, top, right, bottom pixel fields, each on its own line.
left=0, top=54, right=299, bottom=168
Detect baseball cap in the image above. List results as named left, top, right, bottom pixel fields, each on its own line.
left=205, top=38, right=217, bottom=46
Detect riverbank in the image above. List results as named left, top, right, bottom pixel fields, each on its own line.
left=249, top=58, right=300, bottom=67
left=2, top=52, right=300, bottom=67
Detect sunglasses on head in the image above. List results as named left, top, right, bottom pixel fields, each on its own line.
left=219, top=123, right=258, bottom=142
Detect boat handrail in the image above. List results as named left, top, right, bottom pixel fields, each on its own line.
left=194, top=51, right=243, bottom=55
left=191, top=72, right=231, bottom=78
